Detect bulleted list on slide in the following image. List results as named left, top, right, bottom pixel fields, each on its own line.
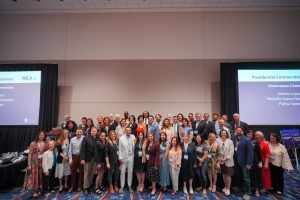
left=0, top=71, right=41, bottom=125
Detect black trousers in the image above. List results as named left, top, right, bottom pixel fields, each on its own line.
left=43, top=166, right=56, bottom=192
left=270, top=163, right=284, bottom=193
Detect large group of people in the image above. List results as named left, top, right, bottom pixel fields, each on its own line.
left=22, top=111, right=294, bottom=200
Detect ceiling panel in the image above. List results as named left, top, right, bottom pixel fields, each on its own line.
left=0, top=0, right=300, bottom=14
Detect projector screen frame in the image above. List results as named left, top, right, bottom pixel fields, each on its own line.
left=221, top=61, right=300, bottom=127
left=0, top=70, right=42, bottom=126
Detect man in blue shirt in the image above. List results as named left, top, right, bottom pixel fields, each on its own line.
left=147, top=115, right=160, bottom=140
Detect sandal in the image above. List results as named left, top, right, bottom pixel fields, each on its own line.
left=100, top=186, right=106, bottom=191
left=95, top=188, right=102, bottom=194
left=32, top=190, right=41, bottom=197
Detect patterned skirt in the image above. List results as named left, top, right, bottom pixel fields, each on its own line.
left=147, top=165, right=160, bottom=183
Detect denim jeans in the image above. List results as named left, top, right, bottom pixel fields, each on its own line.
left=240, top=164, right=251, bottom=195
left=197, top=161, right=208, bottom=188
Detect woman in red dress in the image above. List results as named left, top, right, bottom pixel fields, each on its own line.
left=136, top=115, right=147, bottom=138
left=255, top=131, right=271, bottom=192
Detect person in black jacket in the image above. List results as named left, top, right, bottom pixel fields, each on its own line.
left=231, top=113, right=248, bottom=134
left=105, top=130, right=120, bottom=193
left=80, top=127, right=99, bottom=194
left=247, top=130, right=263, bottom=197
left=94, top=132, right=106, bottom=194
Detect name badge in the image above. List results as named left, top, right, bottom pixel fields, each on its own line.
left=270, top=153, right=275, bottom=160
left=235, top=147, right=238, bottom=151
left=38, top=154, right=43, bottom=159
left=161, top=146, right=166, bottom=151
left=196, top=147, right=202, bottom=153
left=184, top=155, right=189, bottom=160
left=146, top=154, right=150, bottom=160
left=138, top=151, right=142, bottom=157
left=194, top=130, right=198, bottom=135
left=208, top=154, right=212, bottom=159
left=117, top=151, right=119, bottom=155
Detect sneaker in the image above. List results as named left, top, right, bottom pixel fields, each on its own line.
left=118, top=187, right=123, bottom=194
left=129, top=187, right=133, bottom=193
left=203, top=189, right=207, bottom=195
left=183, top=186, right=188, bottom=194
left=189, top=186, right=193, bottom=194
left=243, top=194, right=251, bottom=200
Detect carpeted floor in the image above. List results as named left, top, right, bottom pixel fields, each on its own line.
left=1, top=170, right=299, bottom=200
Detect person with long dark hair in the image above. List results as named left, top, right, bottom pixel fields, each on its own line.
left=247, top=130, right=263, bottom=197
left=105, top=130, right=120, bottom=193
left=23, top=131, right=48, bottom=197
left=136, top=115, right=147, bottom=138
left=268, top=133, right=293, bottom=195
left=165, top=136, right=182, bottom=195
left=146, top=132, right=160, bottom=195
left=94, top=132, right=107, bottom=194
left=66, top=120, right=78, bottom=138
left=134, top=132, right=147, bottom=192
left=159, top=132, right=170, bottom=191
left=194, top=134, right=208, bottom=195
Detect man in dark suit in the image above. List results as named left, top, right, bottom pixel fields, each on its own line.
left=231, top=113, right=248, bottom=134
left=111, top=113, right=121, bottom=130
left=200, top=113, right=214, bottom=140
left=192, top=113, right=203, bottom=140
left=172, top=116, right=180, bottom=138
left=232, top=126, right=253, bottom=200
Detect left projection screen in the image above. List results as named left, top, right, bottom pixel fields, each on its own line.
left=0, top=71, right=41, bottom=125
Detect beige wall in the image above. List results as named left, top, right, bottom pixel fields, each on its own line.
left=0, top=11, right=299, bottom=124
left=57, top=59, right=220, bottom=123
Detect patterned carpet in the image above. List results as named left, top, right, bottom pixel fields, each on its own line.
left=1, top=170, right=299, bottom=200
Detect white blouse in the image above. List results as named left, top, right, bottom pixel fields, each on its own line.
left=268, top=142, right=293, bottom=170
left=216, top=138, right=234, bottom=167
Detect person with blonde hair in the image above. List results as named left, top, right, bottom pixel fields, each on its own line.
left=206, top=133, right=220, bottom=193
left=255, top=131, right=271, bottom=193
left=42, top=140, right=57, bottom=196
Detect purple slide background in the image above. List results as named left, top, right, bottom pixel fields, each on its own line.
left=0, top=83, right=40, bottom=125
left=239, top=81, right=300, bottom=125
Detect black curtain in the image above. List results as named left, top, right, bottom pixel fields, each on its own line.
left=220, top=62, right=300, bottom=136
left=0, top=64, right=58, bottom=153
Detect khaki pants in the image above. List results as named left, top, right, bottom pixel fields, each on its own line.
left=169, top=166, right=180, bottom=191
left=83, top=158, right=95, bottom=189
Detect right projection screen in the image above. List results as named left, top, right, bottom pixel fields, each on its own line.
left=238, top=69, right=300, bottom=125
